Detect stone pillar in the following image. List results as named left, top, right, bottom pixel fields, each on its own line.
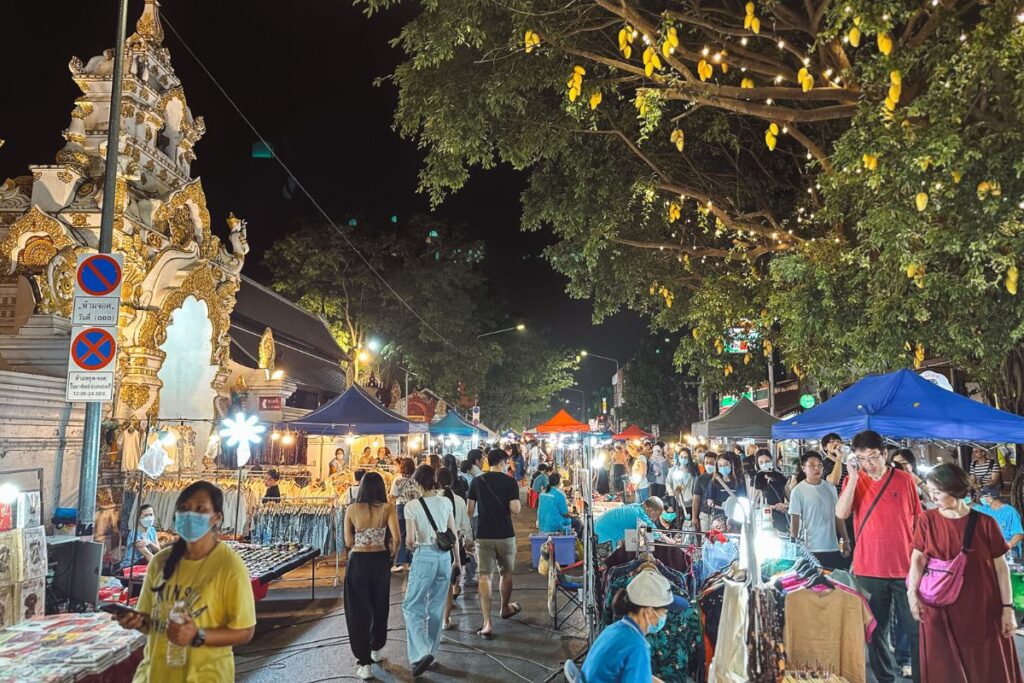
left=247, top=373, right=298, bottom=425
left=116, top=345, right=165, bottom=421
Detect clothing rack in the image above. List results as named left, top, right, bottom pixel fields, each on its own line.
left=572, top=466, right=600, bottom=645
left=251, top=495, right=341, bottom=585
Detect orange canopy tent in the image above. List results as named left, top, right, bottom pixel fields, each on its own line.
left=612, top=424, right=655, bottom=441
left=534, top=409, right=590, bottom=434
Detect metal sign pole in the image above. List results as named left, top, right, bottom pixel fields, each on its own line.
left=77, top=0, right=129, bottom=537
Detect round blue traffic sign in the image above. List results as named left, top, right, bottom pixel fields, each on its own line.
left=71, top=328, right=116, bottom=370
left=76, top=254, right=122, bottom=296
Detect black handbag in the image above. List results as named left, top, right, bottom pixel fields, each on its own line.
left=418, top=497, right=456, bottom=552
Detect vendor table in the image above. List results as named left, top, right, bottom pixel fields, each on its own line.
left=0, top=612, right=145, bottom=682
left=226, top=541, right=321, bottom=600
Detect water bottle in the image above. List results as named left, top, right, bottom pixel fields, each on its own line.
left=166, top=601, right=188, bottom=668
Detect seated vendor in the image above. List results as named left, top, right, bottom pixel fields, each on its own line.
left=121, top=504, right=159, bottom=570
left=594, top=497, right=665, bottom=547
left=328, top=448, right=345, bottom=476
left=531, top=463, right=550, bottom=493
left=581, top=570, right=687, bottom=683
left=538, top=473, right=581, bottom=535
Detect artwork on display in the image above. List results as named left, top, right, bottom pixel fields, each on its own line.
left=18, top=526, right=47, bottom=581
left=16, top=491, right=40, bottom=529
left=0, top=530, right=14, bottom=585
left=0, top=503, right=11, bottom=532
left=0, top=585, right=12, bottom=628
left=15, top=576, right=44, bottom=620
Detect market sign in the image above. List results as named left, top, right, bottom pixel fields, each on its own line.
left=725, top=326, right=761, bottom=354
left=800, top=393, right=817, bottom=409
left=66, top=253, right=122, bottom=402
left=720, top=395, right=738, bottom=409
left=258, top=396, right=282, bottom=411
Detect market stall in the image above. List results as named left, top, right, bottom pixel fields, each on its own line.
left=772, top=368, right=1024, bottom=441
left=611, top=424, right=655, bottom=442
left=692, top=396, right=779, bottom=440
left=0, top=612, right=146, bottom=683
left=428, top=410, right=486, bottom=455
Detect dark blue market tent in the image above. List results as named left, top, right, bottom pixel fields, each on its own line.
left=772, top=369, right=1024, bottom=442
left=429, top=411, right=486, bottom=438
left=282, top=384, right=427, bottom=435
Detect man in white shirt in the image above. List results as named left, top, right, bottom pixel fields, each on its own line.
left=789, top=451, right=850, bottom=569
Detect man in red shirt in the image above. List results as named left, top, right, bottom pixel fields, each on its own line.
left=836, top=430, right=921, bottom=683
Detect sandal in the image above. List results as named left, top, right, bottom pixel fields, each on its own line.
left=500, top=603, right=522, bottom=619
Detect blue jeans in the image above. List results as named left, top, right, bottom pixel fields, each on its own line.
left=402, top=545, right=452, bottom=664
left=395, top=504, right=412, bottom=566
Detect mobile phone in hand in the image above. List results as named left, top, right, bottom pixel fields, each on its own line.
left=99, top=603, right=145, bottom=618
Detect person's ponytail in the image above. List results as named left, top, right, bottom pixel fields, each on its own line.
left=154, top=537, right=186, bottom=591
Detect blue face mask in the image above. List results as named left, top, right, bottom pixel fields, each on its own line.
left=962, top=496, right=972, bottom=505
left=705, top=464, right=716, bottom=475
left=174, top=511, right=213, bottom=542
left=661, top=512, right=677, bottom=523
left=719, top=465, right=732, bottom=477
left=140, top=515, right=155, bottom=529
left=648, top=610, right=668, bottom=634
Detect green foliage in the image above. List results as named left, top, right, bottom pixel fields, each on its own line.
left=620, top=338, right=700, bottom=436
left=264, top=216, right=576, bottom=415
left=360, top=0, right=1024, bottom=405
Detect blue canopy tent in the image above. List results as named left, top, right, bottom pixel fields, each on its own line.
left=281, top=384, right=427, bottom=435
left=772, top=369, right=1024, bottom=442
left=429, top=411, right=486, bottom=438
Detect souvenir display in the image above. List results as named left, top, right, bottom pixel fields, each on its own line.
left=0, top=612, right=146, bottom=682
left=0, top=530, right=14, bottom=585
left=15, top=576, right=44, bottom=621
left=0, top=504, right=11, bottom=532
left=15, top=491, right=40, bottom=529
left=225, top=541, right=321, bottom=584
left=17, top=526, right=47, bottom=581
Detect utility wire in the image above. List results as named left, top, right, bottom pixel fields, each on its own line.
left=160, top=15, right=467, bottom=357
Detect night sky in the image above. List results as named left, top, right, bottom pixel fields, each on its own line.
left=0, top=1, right=647, bottom=401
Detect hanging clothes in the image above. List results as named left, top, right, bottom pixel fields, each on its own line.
left=120, top=424, right=143, bottom=472
left=783, top=586, right=873, bottom=683
left=708, top=577, right=748, bottom=683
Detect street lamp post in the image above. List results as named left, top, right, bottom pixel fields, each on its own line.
left=477, top=324, right=526, bottom=339
left=563, top=387, right=587, bottom=424
left=580, top=350, right=619, bottom=428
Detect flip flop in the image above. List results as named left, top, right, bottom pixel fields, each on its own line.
left=500, top=603, right=522, bottom=619
left=476, top=628, right=494, bottom=639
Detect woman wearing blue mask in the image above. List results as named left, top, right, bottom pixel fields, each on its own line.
left=122, top=504, right=160, bottom=571
left=706, top=453, right=747, bottom=517
left=114, top=481, right=256, bottom=682
left=581, top=570, right=687, bottom=683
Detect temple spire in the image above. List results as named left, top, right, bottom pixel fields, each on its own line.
left=135, top=0, right=165, bottom=44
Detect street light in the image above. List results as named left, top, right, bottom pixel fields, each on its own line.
left=563, top=387, right=587, bottom=423
left=478, top=324, right=526, bottom=339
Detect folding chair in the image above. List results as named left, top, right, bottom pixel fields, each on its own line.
left=544, top=538, right=585, bottom=629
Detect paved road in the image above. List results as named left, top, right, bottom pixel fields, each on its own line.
left=236, top=500, right=585, bottom=682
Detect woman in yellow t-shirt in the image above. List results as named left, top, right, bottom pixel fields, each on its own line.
left=114, top=480, right=256, bottom=682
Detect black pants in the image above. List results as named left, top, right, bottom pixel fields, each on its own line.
left=856, top=575, right=920, bottom=683
left=344, top=550, right=392, bottom=666
left=812, top=551, right=851, bottom=571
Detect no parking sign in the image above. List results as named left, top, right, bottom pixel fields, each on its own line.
left=66, top=253, right=122, bottom=402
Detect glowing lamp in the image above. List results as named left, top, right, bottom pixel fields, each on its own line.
left=270, top=369, right=285, bottom=380
left=410, top=437, right=421, bottom=450
left=219, top=412, right=266, bottom=468
left=0, top=483, right=19, bottom=505
left=270, top=431, right=281, bottom=442
left=515, top=324, right=525, bottom=331
left=372, top=440, right=380, bottom=449
left=367, top=338, right=382, bottom=352
left=357, top=351, right=370, bottom=363
left=345, top=433, right=356, bottom=445
left=281, top=432, right=295, bottom=446
left=590, top=453, right=606, bottom=469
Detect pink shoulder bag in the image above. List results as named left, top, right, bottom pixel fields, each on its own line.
left=910, top=510, right=978, bottom=607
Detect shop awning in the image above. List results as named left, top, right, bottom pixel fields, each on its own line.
left=534, top=409, right=590, bottom=434
left=692, top=397, right=779, bottom=440
left=281, top=384, right=427, bottom=435
left=612, top=424, right=655, bottom=441
left=429, top=411, right=487, bottom=437
left=772, top=368, right=1024, bottom=442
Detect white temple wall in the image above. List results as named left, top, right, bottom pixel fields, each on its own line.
left=0, top=370, right=85, bottom=522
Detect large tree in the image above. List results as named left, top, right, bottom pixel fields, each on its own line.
left=619, top=338, right=701, bottom=436
left=264, top=215, right=578, bottom=417
left=357, top=0, right=1024, bottom=408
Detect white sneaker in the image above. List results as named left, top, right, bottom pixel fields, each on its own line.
left=901, top=665, right=913, bottom=678
left=356, top=664, right=373, bottom=680
left=371, top=650, right=383, bottom=663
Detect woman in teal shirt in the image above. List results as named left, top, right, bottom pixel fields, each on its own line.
left=538, top=473, right=571, bottom=533
left=581, top=570, right=686, bottom=683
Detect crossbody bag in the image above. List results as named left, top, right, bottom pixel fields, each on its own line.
left=417, top=497, right=456, bottom=552
left=856, top=467, right=896, bottom=538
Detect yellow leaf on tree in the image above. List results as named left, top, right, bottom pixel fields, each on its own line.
left=745, top=2, right=755, bottom=15
left=769, top=123, right=779, bottom=135
left=721, top=62, right=729, bottom=74
left=667, top=27, right=679, bottom=48
left=743, top=353, right=751, bottom=365
left=915, top=192, right=929, bottom=212
left=751, top=16, right=761, bottom=33
left=668, top=202, right=681, bottom=222
left=692, top=328, right=700, bottom=340
left=951, top=170, right=962, bottom=184
left=890, top=70, right=901, bottom=86
left=862, top=153, right=878, bottom=171
left=888, top=83, right=901, bottom=104
left=741, top=77, right=755, bottom=88
left=574, top=65, right=586, bottom=76
left=1007, top=265, right=1019, bottom=295
left=670, top=129, right=685, bottom=152
left=884, top=96, right=897, bottom=112
left=589, top=90, right=602, bottom=110
left=848, top=26, right=861, bottom=47
left=744, top=14, right=753, bottom=29
left=877, top=32, right=893, bottom=55
left=765, top=131, right=777, bottom=151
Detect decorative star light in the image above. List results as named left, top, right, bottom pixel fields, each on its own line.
left=220, top=412, right=266, bottom=467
